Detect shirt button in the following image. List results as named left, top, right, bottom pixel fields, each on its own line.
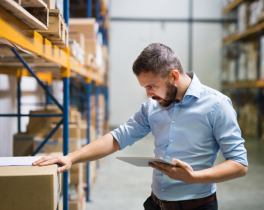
left=172, top=121, right=175, bottom=123
left=162, top=189, right=165, bottom=191
left=170, top=139, right=173, bottom=142
left=167, top=156, right=170, bottom=158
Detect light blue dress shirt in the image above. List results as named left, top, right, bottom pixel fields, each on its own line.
left=110, top=72, right=248, bottom=201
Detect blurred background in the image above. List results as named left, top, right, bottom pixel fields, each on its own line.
left=0, top=0, right=264, bottom=210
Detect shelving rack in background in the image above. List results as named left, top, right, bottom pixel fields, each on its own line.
left=0, top=0, right=109, bottom=210
left=222, top=0, right=264, bottom=140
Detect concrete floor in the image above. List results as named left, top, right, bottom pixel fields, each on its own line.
left=86, top=134, right=264, bottom=210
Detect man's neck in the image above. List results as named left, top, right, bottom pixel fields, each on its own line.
left=175, top=73, right=192, bottom=102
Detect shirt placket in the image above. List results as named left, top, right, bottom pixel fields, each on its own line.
left=160, top=102, right=181, bottom=198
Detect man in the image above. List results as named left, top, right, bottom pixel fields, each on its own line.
left=33, top=43, right=248, bottom=210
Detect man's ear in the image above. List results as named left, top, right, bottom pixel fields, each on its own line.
left=170, top=70, right=180, bottom=85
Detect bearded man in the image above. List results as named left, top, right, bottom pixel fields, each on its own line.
left=33, top=43, right=248, bottom=210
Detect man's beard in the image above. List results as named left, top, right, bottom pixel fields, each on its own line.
left=152, top=81, right=178, bottom=107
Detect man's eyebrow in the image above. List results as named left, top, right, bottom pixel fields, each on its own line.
left=145, top=84, right=155, bottom=88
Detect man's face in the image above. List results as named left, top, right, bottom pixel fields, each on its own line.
left=137, top=72, right=178, bottom=107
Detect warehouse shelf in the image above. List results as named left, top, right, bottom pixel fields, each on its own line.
left=0, top=6, right=105, bottom=83
left=222, top=0, right=245, bottom=14
left=222, top=80, right=264, bottom=89
left=221, top=0, right=264, bottom=141
left=223, top=21, right=264, bottom=45
left=0, top=0, right=109, bottom=209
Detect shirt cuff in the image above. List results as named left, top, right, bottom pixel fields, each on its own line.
left=110, top=130, right=124, bottom=150
left=226, top=153, right=248, bottom=167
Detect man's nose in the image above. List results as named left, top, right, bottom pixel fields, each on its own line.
left=146, top=90, right=154, bottom=98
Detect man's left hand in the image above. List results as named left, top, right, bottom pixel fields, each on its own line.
left=149, top=159, right=195, bottom=184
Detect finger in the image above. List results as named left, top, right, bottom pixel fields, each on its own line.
left=39, top=158, right=59, bottom=166
left=149, top=163, right=168, bottom=174
left=57, top=165, right=69, bottom=173
left=172, top=159, right=188, bottom=169
left=153, top=162, right=171, bottom=171
left=33, top=156, right=55, bottom=165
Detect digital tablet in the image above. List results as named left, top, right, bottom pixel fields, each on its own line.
left=116, top=157, right=177, bottom=167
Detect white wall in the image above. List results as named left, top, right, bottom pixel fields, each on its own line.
left=109, top=0, right=223, bottom=126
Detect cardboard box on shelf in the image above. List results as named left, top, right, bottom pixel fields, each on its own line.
left=238, top=103, right=258, bottom=138
left=238, top=2, right=250, bottom=33
left=102, top=45, right=108, bottom=59
left=13, top=133, right=44, bottom=156
left=69, top=200, right=81, bottom=210
left=80, top=123, right=96, bottom=142
left=45, top=106, right=80, bottom=125
left=228, top=59, right=236, bottom=82
left=238, top=53, right=248, bottom=81
left=84, top=54, right=94, bottom=66
left=33, top=138, right=81, bottom=154
left=85, top=39, right=97, bottom=56
left=51, top=123, right=81, bottom=140
left=69, top=109, right=81, bottom=125
left=83, top=161, right=97, bottom=188
left=70, top=33, right=85, bottom=51
left=43, top=0, right=56, bottom=9
left=0, top=165, right=61, bottom=210
left=71, top=161, right=82, bottom=173
left=69, top=183, right=83, bottom=200
left=27, top=109, right=62, bottom=136
left=70, top=165, right=83, bottom=185
left=261, top=36, right=264, bottom=79
left=247, top=42, right=258, bottom=81
left=69, top=18, right=97, bottom=39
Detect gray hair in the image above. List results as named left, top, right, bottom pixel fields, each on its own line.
left=132, top=43, right=184, bottom=78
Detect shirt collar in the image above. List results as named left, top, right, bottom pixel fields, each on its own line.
left=183, top=72, right=202, bottom=99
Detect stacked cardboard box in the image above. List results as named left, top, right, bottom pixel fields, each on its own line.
left=238, top=103, right=258, bottom=138
left=238, top=2, right=251, bottom=33
left=68, top=17, right=109, bottom=83
left=69, top=18, right=98, bottom=68
left=82, top=161, right=97, bottom=189
left=222, top=40, right=258, bottom=83
left=13, top=133, right=44, bottom=156
left=27, top=108, right=63, bottom=136
left=247, top=41, right=258, bottom=81
left=0, top=165, right=61, bottom=210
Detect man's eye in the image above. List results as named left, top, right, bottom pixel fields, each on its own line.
left=150, top=86, right=154, bottom=89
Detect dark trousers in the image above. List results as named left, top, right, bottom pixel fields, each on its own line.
left=143, top=196, right=218, bottom=210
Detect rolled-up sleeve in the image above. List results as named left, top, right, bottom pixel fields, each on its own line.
left=110, top=102, right=151, bottom=150
left=213, top=98, right=248, bottom=166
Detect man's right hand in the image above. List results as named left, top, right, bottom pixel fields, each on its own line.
left=32, top=154, right=73, bottom=173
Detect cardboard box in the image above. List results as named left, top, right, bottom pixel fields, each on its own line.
left=85, top=39, right=97, bottom=56
left=69, top=18, right=96, bottom=39
left=0, top=165, right=61, bottom=210
left=69, top=109, right=81, bottom=125
left=71, top=161, right=82, bottom=173
left=51, top=124, right=81, bottom=140
left=27, top=109, right=62, bottom=136
left=83, top=161, right=97, bottom=188
left=70, top=165, right=83, bottom=185
left=69, top=200, right=81, bottom=210
left=43, top=0, right=56, bottom=9
left=33, top=138, right=81, bottom=154
left=70, top=33, right=85, bottom=51
left=13, top=133, right=44, bottom=156
left=80, top=125, right=96, bottom=146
